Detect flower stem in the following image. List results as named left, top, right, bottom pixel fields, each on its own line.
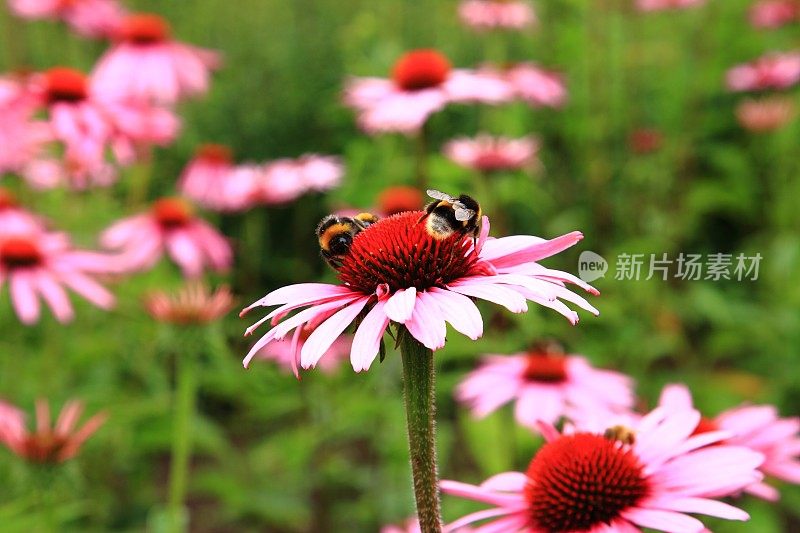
left=399, top=330, right=442, bottom=533
left=167, top=350, right=196, bottom=532
left=414, top=124, right=429, bottom=191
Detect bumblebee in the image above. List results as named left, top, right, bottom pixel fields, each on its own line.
left=316, top=212, right=379, bottom=269
left=419, top=189, right=482, bottom=242
left=603, top=425, right=636, bottom=446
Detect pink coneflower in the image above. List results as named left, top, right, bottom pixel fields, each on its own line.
left=444, top=134, right=540, bottom=173
left=0, top=398, right=106, bottom=463
left=249, top=154, right=344, bottom=205
left=344, top=49, right=513, bottom=135
left=636, top=0, right=707, bottom=11
left=726, top=51, right=800, bottom=92
left=629, top=127, right=663, bottom=154
left=0, top=188, right=46, bottom=234
left=144, top=281, right=234, bottom=325
left=458, top=0, right=536, bottom=31
left=0, top=230, right=116, bottom=324
left=100, top=197, right=232, bottom=278
left=177, top=144, right=236, bottom=211
left=377, top=186, right=425, bottom=216
left=0, top=77, right=52, bottom=176
left=92, top=13, right=221, bottom=103
left=31, top=67, right=179, bottom=173
left=456, top=344, right=634, bottom=428
left=735, top=96, right=796, bottom=131
left=659, top=384, right=800, bottom=501
left=504, top=62, right=567, bottom=108
left=257, top=326, right=352, bottom=378
left=241, top=214, right=597, bottom=372
left=749, top=0, right=800, bottom=28
left=441, top=407, right=763, bottom=532
left=8, top=0, right=126, bottom=38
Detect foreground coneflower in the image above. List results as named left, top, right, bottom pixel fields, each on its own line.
left=92, top=13, right=221, bottom=103
left=659, top=384, right=800, bottom=501
left=256, top=327, right=352, bottom=378
left=442, top=407, right=763, bottom=533
left=0, top=398, right=107, bottom=463
left=458, top=0, right=536, bottom=31
left=0, top=229, right=116, bottom=324
left=455, top=344, right=634, bottom=428
left=100, top=197, right=232, bottom=278
left=241, top=213, right=596, bottom=530
left=344, top=49, right=512, bottom=134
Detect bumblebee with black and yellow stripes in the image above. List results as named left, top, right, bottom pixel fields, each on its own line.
left=316, top=212, right=379, bottom=269
left=419, top=189, right=482, bottom=243
left=604, top=425, right=636, bottom=446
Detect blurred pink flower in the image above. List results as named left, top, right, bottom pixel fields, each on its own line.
left=636, top=0, right=706, bottom=11
left=736, top=96, right=796, bottom=131
left=92, top=13, right=221, bottom=103
left=100, top=197, right=232, bottom=278
left=344, top=49, right=513, bottom=135
left=458, top=0, right=536, bottom=31
left=0, top=75, right=52, bottom=176
left=245, top=154, right=344, bottom=206
left=749, top=0, right=799, bottom=28
left=456, top=346, right=634, bottom=428
left=0, top=398, right=106, bottom=463
left=8, top=0, right=126, bottom=38
left=0, top=188, right=46, bottom=234
left=241, top=214, right=597, bottom=372
left=0, top=230, right=116, bottom=324
left=444, top=134, right=540, bottom=172
left=257, top=326, right=352, bottom=378
left=726, top=51, right=800, bottom=92
left=504, top=62, right=567, bottom=108
left=441, top=408, right=763, bottom=532
left=177, top=143, right=237, bottom=211
left=659, top=384, right=800, bottom=501
left=144, top=281, right=234, bottom=325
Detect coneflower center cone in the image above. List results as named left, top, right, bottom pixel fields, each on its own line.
left=523, top=353, right=568, bottom=384
left=196, top=143, right=233, bottom=164
left=337, top=211, right=482, bottom=294
left=392, top=50, right=451, bottom=91
left=0, top=189, right=18, bottom=209
left=21, top=431, right=69, bottom=463
left=44, top=67, right=88, bottom=103
left=121, top=14, right=171, bottom=44
left=1, top=238, right=42, bottom=268
left=524, top=433, right=650, bottom=532
left=153, top=198, right=194, bottom=229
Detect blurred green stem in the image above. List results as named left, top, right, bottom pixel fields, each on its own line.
left=414, top=125, right=429, bottom=190
left=399, top=329, right=442, bottom=533
left=167, top=349, right=196, bottom=532
left=127, top=149, right=154, bottom=208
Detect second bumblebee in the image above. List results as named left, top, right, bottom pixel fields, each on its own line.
left=419, top=189, right=482, bottom=242
left=316, top=212, right=379, bottom=270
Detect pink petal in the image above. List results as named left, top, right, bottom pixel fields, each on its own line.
left=300, top=297, right=370, bottom=368
left=647, top=496, right=749, bottom=521
left=658, top=384, right=695, bottom=411
left=10, top=271, right=40, bottom=324
left=621, top=508, right=705, bottom=533
left=428, top=287, right=483, bottom=340
left=449, top=281, right=528, bottom=313
left=350, top=300, right=390, bottom=372
left=405, top=291, right=446, bottom=350
left=240, top=283, right=351, bottom=315
left=384, top=287, right=417, bottom=323
left=35, top=271, right=74, bottom=323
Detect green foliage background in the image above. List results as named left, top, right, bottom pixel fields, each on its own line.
left=0, top=0, right=799, bottom=531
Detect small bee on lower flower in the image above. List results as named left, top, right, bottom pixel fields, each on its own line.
left=419, top=189, right=482, bottom=243
left=603, top=425, right=636, bottom=446
left=316, top=212, right=379, bottom=269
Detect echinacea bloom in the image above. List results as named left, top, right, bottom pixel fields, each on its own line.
left=0, top=188, right=45, bottom=234
left=441, top=407, right=764, bottom=533
left=749, top=0, right=799, bottom=28
left=726, top=51, right=800, bottom=92
left=444, top=134, right=540, bottom=173
left=344, top=49, right=513, bottom=135
left=0, top=230, right=116, bottom=324
left=504, top=63, right=567, bottom=108
left=144, top=281, right=234, bottom=325
left=0, top=398, right=107, bottom=463
left=31, top=67, right=179, bottom=174
left=100, top=197, right=232, bottom=278
left=377, top=186, right=424, bottom=216
left=8, top=0, right=126, bottom=38
left=0, top=77, right=52, bottom=176
left=659, top=384, right=800, bottom=501
left=246, top=154, right=344, bottom=206
left=455, top=346, right=634, bottom=428
left=636, top=0, right=706, bottom=11
left=241, top=213, right=597, bottom=372
left=735, top=96, right=796, bottom=132
left=458, top=0, right=536, bottom=31
left=92, top=13, right=221, bottom=103
left=177, top=144, right=236, bottom=211
left=257, top=327, right=352, bottom=378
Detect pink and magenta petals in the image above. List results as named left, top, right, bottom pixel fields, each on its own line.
left=350, top=299, right=390, bottom=372
left=621, top=507, right=705, bottom=533
left=300, top=297, right=370, bottom=369
left=384, top=287, right=417, bottom=323
left=10, top=271, right=41, bottom=324
left=240, top=283, right=351, bottom=316
left=405, top=291, right=447, bottom=350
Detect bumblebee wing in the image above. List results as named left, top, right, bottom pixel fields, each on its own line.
left=426, top=189, right=456, bottom=202
left=453, top=206, right=476, bottom=221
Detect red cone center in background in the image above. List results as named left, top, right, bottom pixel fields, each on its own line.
left=0, top=189, right=18, bottom=210
left=196, top=143, right=233, bottom=164
left=523, top=353, right=568, bottom=383
left=21, top=431, right=69, bottom=463
left=692, top=416, right=720, bottom=436
left=152, top=198, right=194, bottom=228
left=377, top=186, right=424, bottom=216
left=121, top=14, right=171, bottom=44
left=392, top=50, right=451, bottom=91
left=0, top=238, right=43, bottom=268
left=44, top=67, right=88, bottom=104
left=337, top=211, right=480, bottom=294
left=524, top=433, right=650, bottom=532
